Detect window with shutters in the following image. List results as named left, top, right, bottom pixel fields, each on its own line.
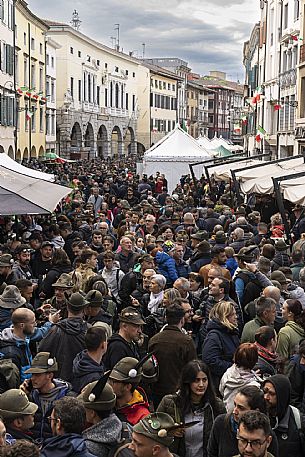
left=0, top=0, right=4, bottom=22
left=0, top=42, right=6, bottom=73
left=51, top=79, right=55, bottom=102
left=78, top=80, right=82, bottom=102
left=31, top=109, right=36, bottom=132
left=40, top=107, right=43, bottom=132
left=97, top=86, right=100, bottom=106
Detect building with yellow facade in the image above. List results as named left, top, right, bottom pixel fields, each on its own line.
left=15, top=0, right=48, bottom=161
left=141, top=62, right=181, bottom=146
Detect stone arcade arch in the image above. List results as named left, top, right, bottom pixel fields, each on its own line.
left=23, top=148, right=29, bottom=162
left=111, top=126, right=123, bottom=157
left=71, top=122, right=82, bottom=149
left=7, top=146, right=14, bottom=159
left=38, top=146, right=44, bottom=159
left=30, top=146, right=37, bottom=159
left=97, top=125, right=109, bottom=158
left=16, top=149, right=21, bottom=162
left=124, top=126, right=136, bottom=156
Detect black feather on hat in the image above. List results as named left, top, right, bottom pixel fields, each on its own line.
left=88, top=371, right=110, bottom=403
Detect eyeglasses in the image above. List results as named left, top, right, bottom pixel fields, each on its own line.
left=47, top=416, right=58, bottom=424
left=237, top=434, right=268, bottom=450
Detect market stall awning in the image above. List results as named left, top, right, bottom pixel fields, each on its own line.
left=213, top=145, right=233, bottom=158
left=210, top=159, right=263, bottom=181
left=239, top=158, right=305, bottom=194
left=236, top=157, right=304, bottom=182
left=0, top=166, right=71, bottom=215
left=0, top=153, right=54, bottom=182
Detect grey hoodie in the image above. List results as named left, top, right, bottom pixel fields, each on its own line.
left=83, top=413, right=122, bottom=457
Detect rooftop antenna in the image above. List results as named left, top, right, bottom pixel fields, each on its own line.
left=142, top=43, right=146, bottom=59
left=71, top=10, right=81, bottom=31
left=114, top=24, right=120, bottom=52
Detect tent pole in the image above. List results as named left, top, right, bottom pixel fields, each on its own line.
left=231, top=170, right=243, bottom=205
left=272, top=177, right=290, bottom=243
left=189, top=164, right=199, bottom=197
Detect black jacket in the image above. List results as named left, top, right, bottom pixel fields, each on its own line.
left=263, top=374, right=305, bottom=457
left=39, top=318, right=88, bottom=382
left=202, top=319, right=240, bottom=388
left=287, top=355, right=305, bottom=413
left=72, top=350, right=105, bottom=394
left=103, top=333, right=140, bottom=370
left=118, top=270, right=142, bottom=307
left=207, top=413, right=279, bottom=457
left=115, top=251, right=140, bottom=274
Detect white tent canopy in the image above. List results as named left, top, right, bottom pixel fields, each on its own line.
left=209, top=159, right=263, bottom=182
left=143, top=125, right=213, bottom=192
left=283, top=184, right=305, bottom=205
left=236, top=157, right=304, bottom=182
left=238, top=157, right=305, bottom=194
left=196, top=135, right=239, bottom=152
left=0, top=166, right=71, bottom=215
left=0, top=154, right=54, bottom=181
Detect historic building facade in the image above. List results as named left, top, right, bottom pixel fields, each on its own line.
left=46, top=21, right=150, bottom=159
left=0, top=0, right=15, bottom=157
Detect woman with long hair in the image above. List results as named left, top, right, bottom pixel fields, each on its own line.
left=277, top=299, right=305, bottom=362
left=157, top=360, right=225, bottom=457
left=202, top=301, right=240, bottom=389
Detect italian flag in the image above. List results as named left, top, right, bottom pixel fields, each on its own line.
left=252, top=87, right=263, bottom=105
left=274, top=104, right=282, bottom=111
left=291, top=35, right=303, bottom=42
left=234, top=124, right=241, bottom=133
left=255, top=126, right=266, bottom=143
left=241, top=115, right=248, bottom=125
left=26, top=110, right=33, bottom=121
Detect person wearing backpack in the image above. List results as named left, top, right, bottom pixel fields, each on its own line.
left=233, top=246, right=272, bottom=310
left=263, top=374, right=305, bottom=457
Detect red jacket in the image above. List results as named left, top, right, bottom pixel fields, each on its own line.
left=116, top=387, right=150, bottom=425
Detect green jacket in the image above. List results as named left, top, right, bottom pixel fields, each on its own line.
left=277, top=321, right=305, bottom=360
left=241, top=316, right=266, bottom=343
left=157, top=393, right=225, bottom=457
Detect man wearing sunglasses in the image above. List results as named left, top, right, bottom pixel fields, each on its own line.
left=12, top=245, right=33, bottom=282
left=235, top=410, right=272, bottom=457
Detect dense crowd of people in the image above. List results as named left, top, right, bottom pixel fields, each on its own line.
left=0, top=157, right=304, bottom=457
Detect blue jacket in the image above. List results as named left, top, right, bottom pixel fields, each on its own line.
left=41, top=433, right=96, bottom=457
left=31, top=379, right=71, bottom=441
left=155, top=251, right=178, bottom=283
left=202, top=319, right=240, bottom=387
left=225, top=257, right=238, bottom=277
left=0, top=328, right=32, bottom=382
left=72, top=350, right=105, bottom=394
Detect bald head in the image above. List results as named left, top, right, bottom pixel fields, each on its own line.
left=12, top=308, right=35, bottom=325
left=263, top=286, right=281, bottom=304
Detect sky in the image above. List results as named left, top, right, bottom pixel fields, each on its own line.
left=28, top=0, right=260, bottom=82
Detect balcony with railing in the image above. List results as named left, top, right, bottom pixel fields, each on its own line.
left=279, top=69, right=297, bottom=88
